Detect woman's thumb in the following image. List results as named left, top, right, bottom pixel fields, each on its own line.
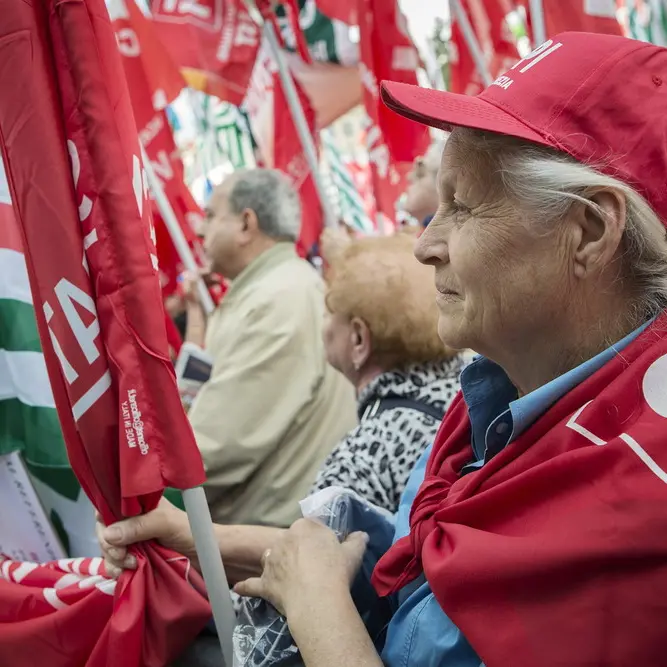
left=103, top=515, right=150, bottom=546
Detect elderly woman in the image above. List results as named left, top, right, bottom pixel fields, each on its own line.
left=315, top=233, right=464, bottom=511
left=230, top=32, right=667, bottom=666
left=98, top=235, right=464, bottom=574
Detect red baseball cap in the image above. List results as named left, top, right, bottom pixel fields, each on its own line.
left=381, top=32, right=667, bottom=227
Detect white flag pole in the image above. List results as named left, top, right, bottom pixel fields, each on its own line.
left=141, top=144, right=236, bottom=666
left=243, top=0, right=337, bottom=229
left=529, top=0, right=547, bottom=46
left=140, top=144, right=215, bottom=316
left=449, top=0, right=493, bottom=87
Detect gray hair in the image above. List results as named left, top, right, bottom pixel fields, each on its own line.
left=453, top=128, right=667, bottom=320
left=227, top=168, right=301, bottom=242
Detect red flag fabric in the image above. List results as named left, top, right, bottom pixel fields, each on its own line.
left=373, top=314, right=667, bottom=665
left=151, top=0, right=261, bottom=105
left=357, top=0, right=430, bottom=229
left=314, top=0, right=357, bottom=24
left=274, top=67, right=323, bottom=254
left=109, top=1, right=208, bottom=301
left=108, top=0, right=185, bottom=110
left=0, top=0, right=210, bottom=664
left=520, top=0, right=623, bottom=38
left=449, top=0, right=521, bottom=95
left=244, top=41, right=324, bottom=254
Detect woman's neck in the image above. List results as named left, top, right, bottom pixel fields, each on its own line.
left=495, top=311, right=644, bottom=397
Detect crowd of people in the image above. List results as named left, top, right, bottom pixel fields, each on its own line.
left=97, top=30, right=667, bottom=667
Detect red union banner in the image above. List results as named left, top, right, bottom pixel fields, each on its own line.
left=151, top=0, right=260, bottom=105
left=0, top=0, right=209, bottom=663
left=108, top=0, right=206, bottom=298
left=358, top=0, right=430, bottom=229
left=449, top=0, right=521, bottom=96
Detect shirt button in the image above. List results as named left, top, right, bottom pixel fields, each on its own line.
left=495, top=421, right=509, bottom=435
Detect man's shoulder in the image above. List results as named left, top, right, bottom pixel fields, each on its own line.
left=256, top=256, right=324, bottom=295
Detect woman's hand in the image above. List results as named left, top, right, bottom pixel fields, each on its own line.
left=234, top=519, right=368, bottom=616
left=96, top=497, right=196, bottom=578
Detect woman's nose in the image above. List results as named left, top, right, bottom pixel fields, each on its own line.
left=414, top=222, right=448, bottom=267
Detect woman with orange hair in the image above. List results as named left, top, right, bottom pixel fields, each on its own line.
left=315, top=233, right=466, bottom=511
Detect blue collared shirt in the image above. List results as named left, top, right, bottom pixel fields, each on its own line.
left=380, top=320, right=651, bottom=667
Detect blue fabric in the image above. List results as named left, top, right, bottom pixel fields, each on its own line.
left=422, top=214, right=434, bottom=228
left=381, top=320, right=651, bottom=667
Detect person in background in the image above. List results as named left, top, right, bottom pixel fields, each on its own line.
left=314, top=233, right=465, bottom=512
left=402, top=139, right=445, bottom=228
left=98, top=233, right=465, bottom=576
left=181, top=168, right=357, bottom=528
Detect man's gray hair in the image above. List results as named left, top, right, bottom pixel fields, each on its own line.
left=453, top=127, right=667, bottom=321
left=227, top=168, right=301, bottom=242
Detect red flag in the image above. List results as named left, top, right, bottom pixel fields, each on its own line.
left=521, top=0, right=622, bottom=38
left=151, top=0, right=260, bottom=105
left=109, top=0, right=208, bottom=301
left=244, top=42, right=323, bottom=254
left=274, top=71, right=323, bottom=253
left=358, top=0, right=430, bottom=229
left=108, top=0, right=185, bottom=109
left=314, top=0, right=357, bottom=24
left=449, top=0, right=521, bottom=95
left=0, top=0, right=210, bottom=663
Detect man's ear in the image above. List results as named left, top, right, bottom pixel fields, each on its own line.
left=572, top=188, right=626, bottom=279
left=239, top=208, right=260, bottom=240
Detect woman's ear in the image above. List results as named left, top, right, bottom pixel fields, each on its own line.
left=349, top=317, right=372, bottom=371
left=572, top=188, right=626, bottom=279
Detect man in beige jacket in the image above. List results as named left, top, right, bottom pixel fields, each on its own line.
left=182, top=168, right=357, bottom=528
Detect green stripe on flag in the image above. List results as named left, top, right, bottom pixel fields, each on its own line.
left=0, top=299, right=42, bottom=352
left=0, top=398, right=65, bottom=461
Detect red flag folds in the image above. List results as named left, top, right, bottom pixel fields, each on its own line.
left=521, top=0, right=622, bottom=38
left=450, top=0, right=521, bottom=95
left=0, top=0, right=210, bottom=664
left=358, top=0, right=430, bottom=228
left=151, top=0, right=261, bottom=105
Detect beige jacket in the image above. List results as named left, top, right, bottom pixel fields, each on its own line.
left=188, top=243, right=357, bottom=527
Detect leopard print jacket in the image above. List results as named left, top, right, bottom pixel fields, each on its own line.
left=310, top=356, right=466, bottom=514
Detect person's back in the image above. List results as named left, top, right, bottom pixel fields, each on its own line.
left=183, top=169, right=356, bottom=527
left=198, top=242, right=356, bottom=526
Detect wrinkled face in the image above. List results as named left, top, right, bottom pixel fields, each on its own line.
left=202, top=185, right=244, bottom=277
left=403, top=153, right=440, bottom=222
left=414, top=132, right=570, bottom=355
left=322, top=309, right=356, bottom=381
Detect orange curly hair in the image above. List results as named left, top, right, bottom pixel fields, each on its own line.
left=325, top=234, right=453, bottom=369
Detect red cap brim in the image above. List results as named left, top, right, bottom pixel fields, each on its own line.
left=380, top=81, right=549, bottom=146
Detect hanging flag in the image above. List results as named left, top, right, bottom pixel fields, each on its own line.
left=520, top=0, right=622, bottom=39
left=244, top=40, right=324, bottom=254
left=449, top=0, right=521, bottom=96
left=0, top=167, right=98, bottom=559
left=313, top=0, right=357, bottom=25
left=0, top=0, right=211, bottom=663
left=357, top=0, right=430, bottom=229
left=151, top=0, right=261, bottom=105
left=108, top=0, right=207, bottom=301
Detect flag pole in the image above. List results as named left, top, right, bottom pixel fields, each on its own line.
left=243, top=0, right=337, bottom=229
left=448, top=0, right=493, bottom=87
left=141, top=144, right=236, bottom=667
left=140, top=144, right=215, bottom=316
left=528, top=0, right=547, bottom=46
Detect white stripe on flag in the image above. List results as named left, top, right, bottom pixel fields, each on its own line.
left=43, top=587, right=68, bottom=610
left=11, top=562, right=38, bottom=583
left=0, top=350, right=56, bottom=408
left=0, top=248, right=33, bottom=304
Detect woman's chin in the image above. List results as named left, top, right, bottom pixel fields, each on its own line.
left=437, top=316, right=470, bottom=351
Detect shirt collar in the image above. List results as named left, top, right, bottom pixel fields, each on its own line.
left=460, top=318, right=654, bottom=466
